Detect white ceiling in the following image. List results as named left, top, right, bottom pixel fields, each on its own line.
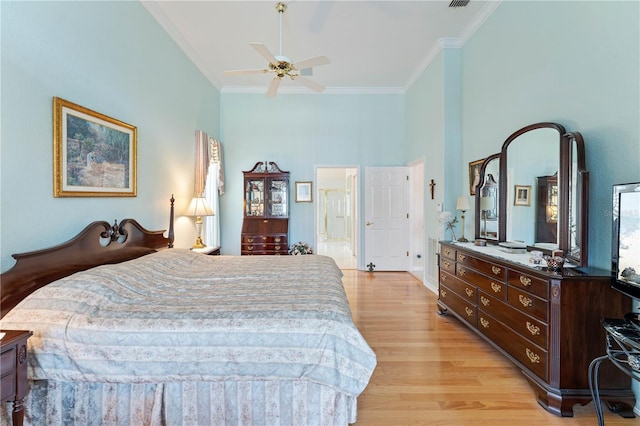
left=142, top=0, right=500, bottom=95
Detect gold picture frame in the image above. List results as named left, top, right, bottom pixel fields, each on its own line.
left=514, top=185, right=532, bottom=206
left=469, top=158, right=484, bottom=195
left=295, top=181, right=312, bottom=203
left=53, top=97, right=137, bottom=197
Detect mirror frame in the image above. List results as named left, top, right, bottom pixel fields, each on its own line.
left=492, top=122, right=588, bottom=266
left=474, top=153, right=500, bottom=241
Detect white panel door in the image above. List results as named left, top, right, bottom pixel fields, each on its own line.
left=364, top=167, right=409, bottom=271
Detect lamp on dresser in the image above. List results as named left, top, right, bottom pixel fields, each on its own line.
left=183, top=196, right=214, bottom=249
left=456, top=196, right=470, bottom=242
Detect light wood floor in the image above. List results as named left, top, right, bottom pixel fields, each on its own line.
left=341, top=270, right=637, bottom=426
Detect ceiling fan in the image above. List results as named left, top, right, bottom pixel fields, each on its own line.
left=224, top=2, right=330, bottom=97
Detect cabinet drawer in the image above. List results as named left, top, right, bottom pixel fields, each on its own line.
left=456, top=253, right=506, bottom=281
left=479, top=291, right=547, bottom=349
left=477, top=312, right=548, bottom=380
left=1, top=348, right=14, bottom=377
left=457, top=265, right=506, bottom=301
left=439, top=284, right=477, bottom=327
left=440, top=246, right=456, bottom=262
left=439, top=270, right=476, bottom=303
left=440, top=257, right=456, bottom=274
left=243, top=236, right=268, bottom=244
left=508, top=270, right=548, bottom=300
left=507, top=286, right=548, bottom=322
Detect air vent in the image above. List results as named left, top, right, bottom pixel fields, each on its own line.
left=449, top=0, right=470, bottom=7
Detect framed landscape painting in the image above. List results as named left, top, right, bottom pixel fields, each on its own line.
left=53, top=97, right=137, bottom=197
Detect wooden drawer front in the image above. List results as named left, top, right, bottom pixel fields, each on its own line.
left=477, top=312, right=548, bottom=380
left=440, top=271, right=476, bottom=303
left=439, top=284, right=477, bottom=327
left=458, top=266, right=506, bottom=301
left=507, top=286, right=548, bottom=322
left=243, top=235, right=268, bottom=244
left=242, top=243, right=267, bottom=253
left=457, top=253, right=506, bottom=281
left=440, top=246, right=456, bottom=262
left=440, top=257, right=456, bottom=274
left=0, top=348, right=14, bottom=377
left=507, top=270, right=548, bottom=300
left=479, top=291, right=547, bottom=349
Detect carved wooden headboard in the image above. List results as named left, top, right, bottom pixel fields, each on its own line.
left=0, top=198, right=175, bottom=318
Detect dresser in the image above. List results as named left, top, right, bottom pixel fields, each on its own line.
left=437, top=242, right=635, bottom=417
left=241, top=162, right=289, bottom=255
left=1, top=330, right=32, bottom=426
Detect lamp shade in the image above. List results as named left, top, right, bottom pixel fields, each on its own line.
left=480, top=196, right=495, bottom=211
left=456, top=196, right=470, bottom=211
left=183, top=197, right=214, bottom=217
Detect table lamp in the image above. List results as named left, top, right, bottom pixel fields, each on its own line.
left=456, top=196, right=471, bottom=242
left=183, top=196, right=214, bottom=249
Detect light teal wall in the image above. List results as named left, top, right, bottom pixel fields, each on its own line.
left=0, top=1, right=220, bottom=271
left=219, top=93, right=405, bottom=256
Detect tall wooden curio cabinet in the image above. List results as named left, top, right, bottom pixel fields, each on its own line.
left=241, top=162, right=289, bottom=255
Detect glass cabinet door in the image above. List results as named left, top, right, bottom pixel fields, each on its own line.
left=246, top=179, right=264, bottom=216
left=268, top=179, right=288, bottom=217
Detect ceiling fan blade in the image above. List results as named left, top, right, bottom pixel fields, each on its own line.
left=266, top=77, right=281, bottom=97
left=224, top=69, right=268, bottom=75
left=250, top=42, right=278, bottom=65
left=295, top=75, right=325, bottom=93
left=293, top=55, right=330, bottom=71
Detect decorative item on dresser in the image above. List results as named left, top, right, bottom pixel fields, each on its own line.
left=0, top=330, right=32, bottom=426
left=241, top=161, right=289, bottom=255
left=437, top=242, right=634, bottom=417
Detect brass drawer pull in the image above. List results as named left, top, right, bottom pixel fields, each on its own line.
left=443, top=261, right=451, bottom=268
left=519, top=295, right=533, bottom=307
left=458, top=268, right=466, bottom=276
left=444, top=249, right=451, bottom=257
left=491, top=266, right=502, bottom=275
left=274, top=246, right=280, bottom=250
left=440, top=273, right=447, bottom=281
left=480, top=296, right=490, bottom=307
left=526, top=321, right=540, bottom=336
left=440, top=289, right=447, bottom=298
left=526, top=348, right=541, bottom=364
left=274, top=238, right=281, bottom=242
left=465, top=307, right=473, bottom=317
left=520, top=276, right=532, bottom=286
left=247, top=238, right=254, bottom=243
left=465, top=288, right=474, bottom=297
left=480, top=317, right=490, bottom=328
left=490, top=282, right=502, bottom=293
left=458, top=254, right=466, bottom=261
left=247, top=246, right=254, bottom=251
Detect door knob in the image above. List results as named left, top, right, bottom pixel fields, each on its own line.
left=366, top=221, right=374, bottom=226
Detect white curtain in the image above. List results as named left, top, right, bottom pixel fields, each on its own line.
left=204, top=137, right=224, bottom=248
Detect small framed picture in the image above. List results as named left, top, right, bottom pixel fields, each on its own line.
left=469, top=158, right=484, bottom=196
left=514, top=185, right=532, bottom=206
left=53, top=97, right=137, bottom=197
left=295, top=181, right=312, bottom=203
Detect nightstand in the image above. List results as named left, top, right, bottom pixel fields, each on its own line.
left=191, top=246, right=220, bottom=255
left=1, top=330, right=32, bottom=426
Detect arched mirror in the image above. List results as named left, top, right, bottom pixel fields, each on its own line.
left=474, top=153, right=500, bottom=241
left=495, top=122, right=588, bottom=266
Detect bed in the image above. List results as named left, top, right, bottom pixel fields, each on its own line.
left=0, top=210, right=376, bottom=425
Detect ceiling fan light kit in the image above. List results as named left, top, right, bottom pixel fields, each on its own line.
left=224, top=2, right=330, bottom=97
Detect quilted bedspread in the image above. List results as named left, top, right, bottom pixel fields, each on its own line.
left=0, top=250, right=376, bottom=398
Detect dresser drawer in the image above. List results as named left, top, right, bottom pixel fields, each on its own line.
left=439, top=284, right=477, bottom=327
left=477, top=312, right=548, bottom=380
left=439, top=256, right=456, bottom=274
left=456, top=253, right=507, bottom=281
left=479, top=291, right=547, bottom=349
left=440, top=246, right=456, bottom=262
left=440, top=271, right=476, bottom=303
left=457, top=265, right=506, bottom=301
left=243, top=235, right=268, bottom=244
left=507, top=286, right=548, bottom=322
left=508, top=270, right=548, bottom=300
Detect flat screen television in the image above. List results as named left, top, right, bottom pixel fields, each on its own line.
left=611, top=182, right=640, bottom=300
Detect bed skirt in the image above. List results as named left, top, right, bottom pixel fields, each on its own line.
left=2, top=379, right=357, bottom=425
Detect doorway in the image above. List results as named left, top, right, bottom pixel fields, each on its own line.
left=315, top=167, right=358, bottom=269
